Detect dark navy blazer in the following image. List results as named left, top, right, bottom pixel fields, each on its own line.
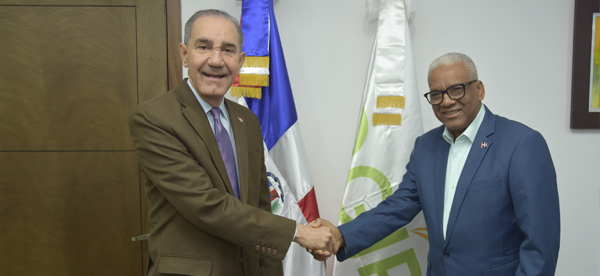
left=337, top=106, right=560, bottom=276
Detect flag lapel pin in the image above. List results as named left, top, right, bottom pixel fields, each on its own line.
left=238, top=117, right=244, bottom=123
left=481, top=142, right=488, bottom=148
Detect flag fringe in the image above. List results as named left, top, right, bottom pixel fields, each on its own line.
left=373, top=114, right=402, bottom=125
left=231, top=86, right=262, bottom=99
left=243, top=56, right=270, bottom=68
left=377, top=96, right=405, bottom=109
left=239, top=74, right=270, bottom=86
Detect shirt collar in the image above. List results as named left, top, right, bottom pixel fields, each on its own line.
left=443, top=103, right=486, bottom=144
left=186, top=79, right=230, bottom=122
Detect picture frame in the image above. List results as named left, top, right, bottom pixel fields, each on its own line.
left=589, top=13, right=600, bottom=112
left=570, top=0, right=600, bottom=129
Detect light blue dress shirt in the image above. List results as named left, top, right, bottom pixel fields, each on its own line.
left=442, top=104, right=486, bottom=239
left=186, top=80, right=298, bottom=237
left=186, top=79, right=240, bottom=192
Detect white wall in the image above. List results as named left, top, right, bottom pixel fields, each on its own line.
left=181, top=1, right=600, bottom=275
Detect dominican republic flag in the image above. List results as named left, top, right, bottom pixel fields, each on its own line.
left=333, top=0, right=429, bottom=275
left=235, top=0, right=325, bottom=275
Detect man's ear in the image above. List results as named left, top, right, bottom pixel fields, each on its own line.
left=178, top=43, right=189, bottom=68
left=477, top=80, right=485, bottom=101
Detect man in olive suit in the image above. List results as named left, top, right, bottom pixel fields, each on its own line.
left=129, top=9, right=332, bottom=276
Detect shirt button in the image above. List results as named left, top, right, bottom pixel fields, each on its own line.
left=443, top=251, right=450, bottom=258
left=453, top=158, right=458, bottom=162
left=451, top=185, right=456, bottom=189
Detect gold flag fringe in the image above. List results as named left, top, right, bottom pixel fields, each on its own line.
left=376, top=96, right=405, bottom=109
left=243, top=56, right=270, bottom=68
left=373, top=114, right=402, bottom=126
left=231, top=86, right=262, bottom=99
left=239, top=74, right=269, bottom=86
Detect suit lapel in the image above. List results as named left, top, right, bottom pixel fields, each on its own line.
left=225, top=100, right=249, bottom=204
left=175, top=80, right=235, bottom=196
left=444, top=106, right=496, bottom=244
left=433, top=133, right=450, bottom=244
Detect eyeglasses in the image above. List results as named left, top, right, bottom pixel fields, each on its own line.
left=423, top=80, right=478, bottom=105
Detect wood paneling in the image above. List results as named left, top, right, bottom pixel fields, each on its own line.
left=0, top=0, right=135, bottom=5
left=137, top=0, right=168, bottom=103
left=0, top=6, right=137, bottom=151
left=0, top=152, right=141, bottom=275
left=167, top=0, right=183, bottom=91
left=0, top=0, right=171, bottom=275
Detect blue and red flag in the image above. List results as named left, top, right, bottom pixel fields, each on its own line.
left=236, top=0, right=325, bottom=275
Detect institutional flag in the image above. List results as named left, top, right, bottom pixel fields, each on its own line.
left=236, top=0, right=325, bottom=275
left=333, top=0, right=429, bottom=275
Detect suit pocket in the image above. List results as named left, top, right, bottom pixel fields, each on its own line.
left=157, top=255, right=212, bottom=276
left=467, top=178, right=501, bottom=192
left=483, top=259, right=519, bottom=276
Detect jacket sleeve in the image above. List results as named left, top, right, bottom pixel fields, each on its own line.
left=128, top=103, right=297, bottom=260
left=337, top=142, right=423, bottom=261
left=510, top=130, right=560, bottom=275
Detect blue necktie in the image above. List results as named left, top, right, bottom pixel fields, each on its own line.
left=210, top=107, right=240, bottom=199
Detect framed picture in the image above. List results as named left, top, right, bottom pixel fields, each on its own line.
left=590, top=13, right=600, bottom=112
left=571, top=0, right=600, bottom=129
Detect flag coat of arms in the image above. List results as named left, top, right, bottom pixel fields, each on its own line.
left=236, top=0, right=325, bottom=275
left=334, top=0, right=429, bottom=275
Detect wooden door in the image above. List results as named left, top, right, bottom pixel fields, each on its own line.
left=0, top=0, right=174, bottom=274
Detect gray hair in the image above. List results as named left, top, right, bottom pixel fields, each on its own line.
left=183, top=9, right=244, bottom=51
left=428, top=52, right=478, bottom=80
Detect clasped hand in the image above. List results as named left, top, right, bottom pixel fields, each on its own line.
left=293, top=218, right=345, bottom=261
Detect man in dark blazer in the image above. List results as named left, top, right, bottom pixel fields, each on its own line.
left=129, top=9, right=332, bottom=276
left=312, top=53, right=560, bottom=275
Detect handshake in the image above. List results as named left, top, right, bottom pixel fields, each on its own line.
left=293, top=218, right=345, bottom=261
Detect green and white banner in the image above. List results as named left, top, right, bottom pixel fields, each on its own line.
left=333, top=0, right=429, bottom=275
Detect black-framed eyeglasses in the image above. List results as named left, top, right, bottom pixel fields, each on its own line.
left=423, top=80, right=478, bottom=105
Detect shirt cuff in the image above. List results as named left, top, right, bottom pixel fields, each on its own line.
left=293, top=224, right=297, bottom=240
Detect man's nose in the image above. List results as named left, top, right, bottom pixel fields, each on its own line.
left=207, top=49, right=225, bottom=67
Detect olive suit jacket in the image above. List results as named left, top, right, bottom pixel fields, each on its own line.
left=128, top=80, right=297, bottom=276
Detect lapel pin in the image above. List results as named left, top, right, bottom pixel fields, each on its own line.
left=238, top=117, right=244, bottom=123
left=481, top=142, right=488, bottom=148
